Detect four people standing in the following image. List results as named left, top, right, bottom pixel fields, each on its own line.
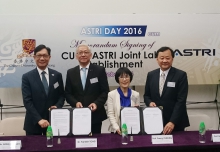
left=21, top=44, right=189, bottom=135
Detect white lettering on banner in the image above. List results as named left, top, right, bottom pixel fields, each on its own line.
left=81, top=28, right=102, bottom=35
left=0, top=14, right=219, bottom=87
left=124, top=28, right=142, bottom=35
left=105, top=28, right=121, bottom=34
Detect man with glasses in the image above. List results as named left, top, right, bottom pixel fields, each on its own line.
left=22, top=44, right=65, bottom=135
left=65, top=44, right=109, bottom=134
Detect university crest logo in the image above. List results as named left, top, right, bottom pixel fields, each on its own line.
left=17, top=39, right=36, bottom=59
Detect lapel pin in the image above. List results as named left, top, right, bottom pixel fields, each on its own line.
left=52, top=74, right=54, bottom=76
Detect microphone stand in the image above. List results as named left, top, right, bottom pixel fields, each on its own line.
left=0, top=99, right=3, bottom=120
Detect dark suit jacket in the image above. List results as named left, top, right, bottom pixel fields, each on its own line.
left=22, top=68, right=65, bottom=133
left=144, top=67, right=190, bottom=130
left=65, top=63, right=109, bottom=124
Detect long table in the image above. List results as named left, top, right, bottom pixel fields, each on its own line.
left=1, top=131, right=220, bottom=152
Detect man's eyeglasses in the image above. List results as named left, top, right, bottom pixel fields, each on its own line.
left=35, top=55, right=50, bottom=59
left=77, top=51, right=90, bottom=56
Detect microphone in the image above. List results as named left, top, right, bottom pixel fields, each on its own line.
left=0, top=99, right=2, bottom=107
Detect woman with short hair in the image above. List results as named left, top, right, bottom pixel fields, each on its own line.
left=107, top=67, right=140, bottom=134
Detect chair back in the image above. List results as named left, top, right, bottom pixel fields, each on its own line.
left=185, top=114, right=212, bottom=131
left=0, top=117, right=25, bottom=136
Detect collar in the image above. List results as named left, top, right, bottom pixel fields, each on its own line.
left=37, top=67, right=49, bottom=75
left=79, top=62, right=90, bottom=70
left=159, top=67, right=171, bottom=77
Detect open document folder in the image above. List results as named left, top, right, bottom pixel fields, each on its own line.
left=120, top=107, right=163, bottom=135
left=143, top=107, right=163, bottom=134
left=50, top=108, right=91, bottom=136
left=120, top=107, right=141, bottom=134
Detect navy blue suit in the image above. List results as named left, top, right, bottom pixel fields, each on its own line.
left=22, top=68, right=65, bottom=134
left=144, top=67, right=190, bottom=130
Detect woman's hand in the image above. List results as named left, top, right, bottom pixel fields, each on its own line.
left=116, top=129, right=121, bottom=135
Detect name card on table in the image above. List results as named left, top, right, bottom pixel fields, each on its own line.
left=212, top=134, right=220, bottom=142
left=151, top=135, right=173, bottom=144
left=76, top=138, right=97, bottom=148
left=0, top=140, right=22, bottom=150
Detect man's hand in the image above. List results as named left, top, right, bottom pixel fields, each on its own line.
left=149, top=102, right=157, bottom=107
left=38, top=119, right=50, bottom=128
left=88, top=103, right=97, bottom=112
left=48, top=106, right=57, bottom=111
left=163, top=122, right=175, bottom=135
left=76, top=102, right=83, bottom=108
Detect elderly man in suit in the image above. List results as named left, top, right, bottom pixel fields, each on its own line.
left=65, top=44, right=109, bottom=134
left=22, top=44, right=65, bottom=135
left=144, top=46, right=190, bottom=135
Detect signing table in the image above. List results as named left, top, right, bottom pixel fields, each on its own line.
left=1, top=131, right=220, bottom=152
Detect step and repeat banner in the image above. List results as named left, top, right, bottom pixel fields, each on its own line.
left=0, top=14, right=219, bottom=87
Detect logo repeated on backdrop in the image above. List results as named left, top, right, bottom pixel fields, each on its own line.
left=174, top=49, right=216, bottom=57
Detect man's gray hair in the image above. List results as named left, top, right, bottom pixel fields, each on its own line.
left=76, top=44, right=91, bottom=52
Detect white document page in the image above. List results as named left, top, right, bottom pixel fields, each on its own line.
left=72, top=108, right=91, bottom=135
left=143, top=107, right=163, bottom=134
left=51, top=109, right=70, bottom=136
left=121, top=107, right=140, bottom=134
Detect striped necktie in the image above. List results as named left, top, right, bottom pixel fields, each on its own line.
left=159, top=72, right=165, bottom=96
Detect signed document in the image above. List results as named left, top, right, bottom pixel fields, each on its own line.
left=72, top=108, right=91, bottom=135
left=143, top=107, right=163, bottom=134
left=120, top=107, right=141, bottom=134
left=51, top=109, right=70, bottom=136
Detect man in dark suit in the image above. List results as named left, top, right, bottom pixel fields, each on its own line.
left=144, top=46, right=190, bottom=134
left=22, top=44, right=65, bottom=135
left=65, top=44, right=109, bottom=134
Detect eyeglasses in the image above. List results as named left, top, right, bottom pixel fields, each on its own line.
left=119, top=76, right=130, bottom=80
left=35, top=55, right=50, bottom=59
left=77, top=51, right=90, bottom=56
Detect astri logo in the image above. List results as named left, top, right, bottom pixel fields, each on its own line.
left=174, top=49, right=216, bottom=56
left=80, top=25, right=147, bottom=37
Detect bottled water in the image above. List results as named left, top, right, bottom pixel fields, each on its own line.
left=199, top=122, right=206, bottom=143
left=47, top=136, right=53, bottom=147
left=46, top=126, right=53, bottom=147
left=121, top=123, right=128, bottom=145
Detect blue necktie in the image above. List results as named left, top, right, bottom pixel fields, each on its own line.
left=41, top=71, right=49, bottom=95
left=81, top=68, right=87, bottom=90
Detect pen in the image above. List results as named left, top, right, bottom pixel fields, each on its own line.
left=130, top=127, right=133, bottom=141
left=57, top=129, right=61, bottom=144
